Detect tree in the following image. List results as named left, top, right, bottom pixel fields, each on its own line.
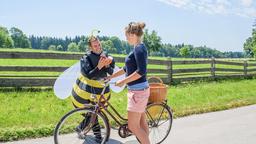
left=253, top=45, right=256, bottom=59
left=121, top=41, right=132, bottom=54
left=78, top=39, right=88, bottom=52
left=67, top=42, right=79, bottom=52
left=190, top=48, right=201, bottom=58
left=143, top=29, right=162, bottom=56
left=0, top=31, right=7, bottom=47
left=5, top=36, right=14, bottom=48
left=0, top=26, right=14, bottom=48
left=179, top=46, right=190, bottom=57
left=101, top=40, right=116, bottom=54
left=9, top=27, right=31, bottom=48
left=244, top=20, right=256, bottom=57
left=48, top=45, right=57, bottom=51
left=56, top=45, right=63, bottom=51
left=110, top=36, right=122, bottom=53
left=40, top=37, right=50, bottom=49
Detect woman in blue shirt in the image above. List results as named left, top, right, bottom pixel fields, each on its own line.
left=106, top=22, right=150, bottom=144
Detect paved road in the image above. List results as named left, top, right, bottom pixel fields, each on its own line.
left=2, top=105, right=256, bottom=144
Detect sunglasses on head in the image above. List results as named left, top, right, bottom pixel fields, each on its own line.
left=128, top=22, right=140, bottom=33
left=129, top=22, right=136, bottom=27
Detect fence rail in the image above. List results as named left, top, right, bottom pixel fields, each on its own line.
left=215, top=60, right=245, bottom=66
left=0, top=66, right=67, bottom=72
left=215, top=68, right=245, bottom=72
left=172, top=68, right=211, bottom=73
left=172, top=60, right=211, bottom=65
left=0, top=51, right=256, bottom=87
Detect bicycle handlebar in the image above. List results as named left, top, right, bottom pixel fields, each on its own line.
left=100, top=79, right=116, bottom=86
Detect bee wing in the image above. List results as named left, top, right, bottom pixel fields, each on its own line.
left=109, top=65, right=126, bottom=93
left=54, top=61, right=80, bottom=99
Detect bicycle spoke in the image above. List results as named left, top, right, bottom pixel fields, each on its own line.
left=146, top=110, right=157, bottom=126
left=158, top=119, right=171, bottom=127
left=150, top=127, right=166, bottom=143
left=156, top=107, right=165, bottom=125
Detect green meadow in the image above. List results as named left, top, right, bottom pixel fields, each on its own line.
left=0, top=78, right=256, bottom=141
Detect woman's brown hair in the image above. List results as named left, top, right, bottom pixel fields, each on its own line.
left=125, top=22, right=146, bottom=37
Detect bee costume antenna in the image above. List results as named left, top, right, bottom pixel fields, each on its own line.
left=90, top=29, right=100, bottom=37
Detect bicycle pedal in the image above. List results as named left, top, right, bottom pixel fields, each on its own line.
left=77, top=133, right=86, bottom=139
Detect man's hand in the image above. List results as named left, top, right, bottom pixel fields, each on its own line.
left=104, top=56, right=113, bottom=67
left=97, top=57, right=108, bottom=70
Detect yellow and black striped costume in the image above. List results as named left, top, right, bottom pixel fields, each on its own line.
left=71, top=74, right=111, bottom=108
left=71, top=51, right=115, bottom=108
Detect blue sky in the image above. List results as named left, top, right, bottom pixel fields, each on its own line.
left=0, top=0, right=255, bottom=52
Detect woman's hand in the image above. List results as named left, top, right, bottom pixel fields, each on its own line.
left=115, top=80, right=126, bottom=87
left=104, top=75, right=112, bottom=82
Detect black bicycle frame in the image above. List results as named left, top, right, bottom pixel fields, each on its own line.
left=89, top=82, right=169, bottom=128
left=89, top=83, right=128, bottom=126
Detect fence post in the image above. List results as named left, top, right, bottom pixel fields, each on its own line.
left=167, top=58, right=172, bottom=84
left=211, top=57, right=216, bottom=79
left=243, top=60, right=248, bottom=77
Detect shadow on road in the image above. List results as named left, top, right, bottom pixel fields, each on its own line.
left=106, top=139, right=139, bottom=144
left=106, top=138, right=122, bottom=144
left=122, top=140, right=139, bottom=144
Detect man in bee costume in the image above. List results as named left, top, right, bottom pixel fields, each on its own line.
left=71, top=35, right=115, bottom=143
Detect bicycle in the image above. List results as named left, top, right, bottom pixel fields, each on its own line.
left=54, top=80, right=173, bottom=144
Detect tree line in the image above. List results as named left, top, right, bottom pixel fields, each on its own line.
left=29, top=35, right=133, bottom=54
left=0, top=25, right=247, bottom=58
left=0, top=26, right=31, bottom=48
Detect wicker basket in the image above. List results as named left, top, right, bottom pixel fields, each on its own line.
left=148, top=77, right=168, bottom=103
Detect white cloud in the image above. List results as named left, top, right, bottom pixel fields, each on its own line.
left=158, top=0, right=190, bottom=8
left=157, top=0, right=256, bottom=18
left=241, top=0, right=253, bottom=7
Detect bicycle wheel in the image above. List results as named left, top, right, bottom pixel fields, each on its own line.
left=54, top=107, right=110, bottom=144
left=145, top=103, right=173, bottom=144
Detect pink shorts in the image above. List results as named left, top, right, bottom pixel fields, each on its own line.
left=127, top=88, right=150, bottom=113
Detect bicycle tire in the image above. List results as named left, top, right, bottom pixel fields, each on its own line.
left=54, top=107, right=110, bottom=144
left=145, top=103, right=173, bottom=144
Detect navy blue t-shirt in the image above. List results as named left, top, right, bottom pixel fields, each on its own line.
left=123, top=43, right=148, bottom=86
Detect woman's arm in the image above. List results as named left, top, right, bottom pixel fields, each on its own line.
left=106, top=68, right=125, bottom=80
left=115, top=71, right=141, bottom=87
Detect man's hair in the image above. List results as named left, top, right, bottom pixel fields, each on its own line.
left=87, top=36, right=99, bottom=46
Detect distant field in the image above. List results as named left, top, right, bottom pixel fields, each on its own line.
left=1, top=48, right=255, bottom=60
left=0, top=48, right=255, bottom=80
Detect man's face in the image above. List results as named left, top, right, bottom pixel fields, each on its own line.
left=90, top=39, right=102, bottom=54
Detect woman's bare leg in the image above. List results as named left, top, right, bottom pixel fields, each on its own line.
left=128, top=111, right=150, bottom=144
left=140, top=112, right=149, bottom=136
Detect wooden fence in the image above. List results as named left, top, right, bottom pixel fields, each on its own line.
left=0, top=51, right=256, bottom=87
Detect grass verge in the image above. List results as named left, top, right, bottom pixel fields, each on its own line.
left=0, top=78, right=256, bottom=141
